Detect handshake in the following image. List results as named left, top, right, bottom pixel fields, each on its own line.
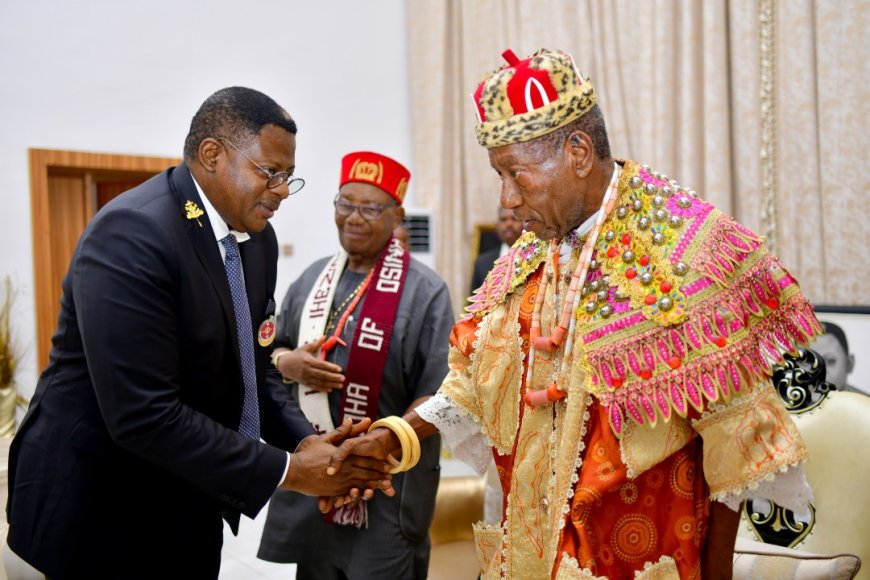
left=279, top=417, right=408, bottom=512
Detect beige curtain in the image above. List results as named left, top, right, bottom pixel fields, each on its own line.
left=407, top=0, right=869, bottom=313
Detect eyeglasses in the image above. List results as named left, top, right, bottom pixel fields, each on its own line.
left=333, top=197, right=396, bottom=221
left=219, top=138, right=305, bottom=193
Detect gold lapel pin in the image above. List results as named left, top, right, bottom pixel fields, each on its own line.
left=185, top=200, right=204, bottom=227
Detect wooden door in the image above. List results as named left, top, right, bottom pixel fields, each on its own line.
left=30, top=149, right=180, bottom=370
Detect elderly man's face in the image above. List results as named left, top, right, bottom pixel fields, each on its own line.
left=488, top=137, right=592, bottom=241
left=209, top=124, right=296, bottom=233
left=335, top=182, right=401, bottom=260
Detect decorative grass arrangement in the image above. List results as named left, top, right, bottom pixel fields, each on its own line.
left=0, top=277, right=16, bottom=390
left=0, top=276, right=22, bottom=436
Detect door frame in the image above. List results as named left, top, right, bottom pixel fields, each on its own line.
left=29, top=148, right=180, bottom=369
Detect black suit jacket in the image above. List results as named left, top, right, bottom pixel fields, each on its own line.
left=6, top=163, right=315, bottom=577
left=470, top=246, right=501, bottom=295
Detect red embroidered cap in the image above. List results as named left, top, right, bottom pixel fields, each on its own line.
left=339, top=151, right=410, bottom=205
left=472, top=48, right=596, bottom=148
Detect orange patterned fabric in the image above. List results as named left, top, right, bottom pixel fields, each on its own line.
left=558, top=403, right=707, bottom=579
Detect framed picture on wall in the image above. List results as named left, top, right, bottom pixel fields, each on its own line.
left=810, top=305, right=870, bottom=396
left=471, top=222, right=500, bottom=260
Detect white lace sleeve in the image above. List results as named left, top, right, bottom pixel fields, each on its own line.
left=416, top=391, right=492, bottom=475
left=716, top=464, right=814, bottom=519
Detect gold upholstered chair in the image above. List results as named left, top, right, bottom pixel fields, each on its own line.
left=735, top=348, right=867, bottom=579
left=428, top=475, right=485, bottom=579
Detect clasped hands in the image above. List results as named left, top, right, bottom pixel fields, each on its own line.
left=282, top=416, right=399, bottom=513
left=273, top=341, right=400, bottom=511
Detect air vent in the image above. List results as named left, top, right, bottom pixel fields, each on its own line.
left=403, top=213, right=430, bottom=252
left=402, top=209, right=434, bottom=268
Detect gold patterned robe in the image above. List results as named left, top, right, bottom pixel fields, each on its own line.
left=442, top=160, right=819, bottom=578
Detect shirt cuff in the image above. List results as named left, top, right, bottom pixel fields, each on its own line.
left=278, top=452, right=290, bottom=489
left=279, top=434, right=316, bottom=489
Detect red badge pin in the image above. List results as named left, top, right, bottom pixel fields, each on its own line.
left=258, top=315, right=276, bottom=347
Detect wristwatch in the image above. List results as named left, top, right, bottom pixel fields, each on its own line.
left=271, top=349, right=293, bottom=384
left=271, top=349, right=291, bottom=368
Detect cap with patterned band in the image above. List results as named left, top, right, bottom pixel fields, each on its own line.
left=339, top=151, right=410, bottom=205
left=472, top=48, right=596, bottom=149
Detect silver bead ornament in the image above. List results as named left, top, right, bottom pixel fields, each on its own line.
left=659, top=296, right=674, bottom=311
left=599, top=305, right=613, bottom=317
left=677, top=196, right=692, bottom=208
left=654, top=209, right=668, bottom=222
left=629, top=176, right=643, bottom=189
left=638, top=217, right=651, bottom=230
left=652, top=195, right=665, bottom=208
left=640, top=272, right=653, bottom=285
left=643, top=183, right=657, bottom=196
left=622, top=250, right=635, bottom=263
left=673, top=262, right=688, bottom=276
left=632, top=199, right=643, bottom=212
left=605, top=230, right=615, bottom=242
left=597, top=289, right=609, bottom=302
left=652, top=232, right=665, bottom=245
left=669, top=215, right=683, bottom=228
left=616, top=207, right=629, bottom=219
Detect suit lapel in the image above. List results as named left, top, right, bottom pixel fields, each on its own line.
left=170, top=164, right=242, bottom=365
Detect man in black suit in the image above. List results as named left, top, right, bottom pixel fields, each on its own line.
left=6, top=87, right=390, bottom=578
left=470, top=206, right=523, bottom=293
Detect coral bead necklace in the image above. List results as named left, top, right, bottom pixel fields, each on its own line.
left=524, top=164, right=622, bottom=406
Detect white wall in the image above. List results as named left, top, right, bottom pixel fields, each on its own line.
left=0, top=0, right=415, bottom=398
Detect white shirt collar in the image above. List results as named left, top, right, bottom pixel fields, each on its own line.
left=560, top=162, right=621, bottom=263
left=190, top=172, right=251, bottom=244
left=574, top=209, right=600, bottom=239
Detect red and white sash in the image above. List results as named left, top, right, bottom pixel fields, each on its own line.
left=297, top=238, right=410, bottom=433
left=298, top=252, right=346, bottom=433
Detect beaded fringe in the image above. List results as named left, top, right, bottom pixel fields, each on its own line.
left=595, top=291, right=820, bottom=437
left=332, top=502, right=368, bottom=529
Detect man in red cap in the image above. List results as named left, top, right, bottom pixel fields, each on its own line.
left=328, top=49, right=820, bottom=579
left=257, top=151, right=455, bottom=579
